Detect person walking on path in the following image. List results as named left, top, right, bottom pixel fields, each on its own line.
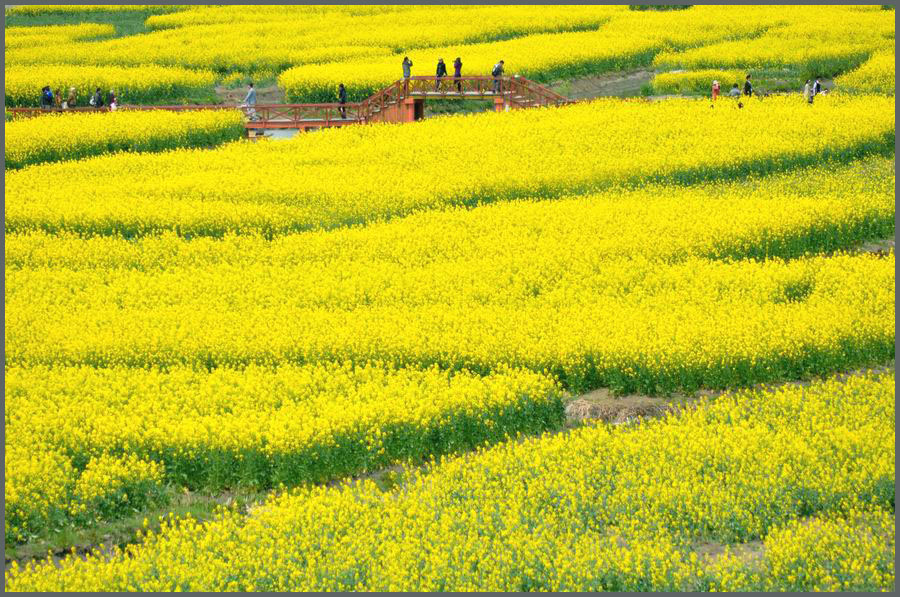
left=435, top=58, right=447, bottom=91
left=40, top=86, right=53, bottom=109
left=65, top=87, right=76, bottom=109
left=453, top=57, right=462, bottom=93
left=242, top=82, right=258, bottom=121
left=803, top=79, right=812, bottom=103
left=338, top=83, right=347, bottom=119
left=743, top=74, right=753, bottom=97
left=813, top=77, right=822, bottom=96
left=729, top=82, right=741, bottom=97
left=711, top=80, right=720, bottom=101
left=53, top=88, right=62, bottom=110
left=108, top=90, right=118, bottom=111
left=492, top=59, right=505, bottom=94
left=90, top=87, right=104, bottom=109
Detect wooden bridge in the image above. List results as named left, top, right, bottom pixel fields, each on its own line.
left=8, top=76, right=572, bottom=133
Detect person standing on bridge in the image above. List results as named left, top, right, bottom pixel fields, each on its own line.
left=243, top=82, right=258, bottom=121
left=402, top=56, right=413, bottom=95
left=435, top=58, right=447, bottom=91
left=492, top=60, right=505, bottom=94
left=453, top=57, right=462, bottom=93
left=338, top=83, right=347, bottom=119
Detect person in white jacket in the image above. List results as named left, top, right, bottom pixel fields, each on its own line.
left=803, top=80, right=811, bottom=103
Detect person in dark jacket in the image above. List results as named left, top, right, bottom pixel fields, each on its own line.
left=813, top=78, right=822, bottom=95
left=492, top=60, right=505, bottom=94
left=453, top=57, right=462, bottom=93
left=338, top=83, right=347, bottom=118
left=40, top=86, right=53, bottom=109
left=435, top=58, right=447, bottom=90
left=90, top=87, right=104, bottom=109
left=743, top=74, right=753, bottom=97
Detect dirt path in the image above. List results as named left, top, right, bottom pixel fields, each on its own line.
left=564, top=361, right=895, bottom=426
left=549, top=69, right=654, bottom=99
left=215, top=84, right=284, bottom=105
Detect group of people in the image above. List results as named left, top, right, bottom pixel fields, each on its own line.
left=710, top=74, right=755, bottom=102
left=400, top=56, right=506, bottom=93
left=803, top=78, right=824, bottom=103
left=323, top=56, right=508, bottom=120
left=39, top=86, right=117, bottom=110
left=710, top=74, right=825, bottom=105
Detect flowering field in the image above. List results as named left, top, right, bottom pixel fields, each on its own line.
left=5, top=109, right=244, bottom=169
left=3, top=4, right=896, bottom=593
left=4, top=5, right=893, bottom=104
left=6, top=372, right=894, bottom=591
left=4, top=64, right=216, bottom=107
left=835, top=49, right=896, bottom=95
left=5, top=95, right=894, bottom=237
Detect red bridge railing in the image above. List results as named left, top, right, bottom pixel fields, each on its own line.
left=7, top=76, right=572, bottom=130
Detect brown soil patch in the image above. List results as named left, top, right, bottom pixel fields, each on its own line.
left=564, top=388, right=681, bottom=425
left=215, top=84, right=284, bottom=105
left=858, top=238, right=894, bottom=257
left=694, top=538, right=765, bottom=566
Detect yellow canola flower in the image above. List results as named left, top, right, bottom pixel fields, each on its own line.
left=5, top=372, right=893, bottom=591
left=4, top=449, right=165, bottom=546
left=5, top=156, right=892, bottom=265
left=5, top=5, right=185, bottom=16
left=5, top=23, right=114, bottom=50
left=835, top=49, right=896, bottom=95
left=7, top=6, right=624, bottom=76
left=653, top=6, right=893, bottom=78
left=5, top=363, right=561, bottom=498
left=4, top=94, right=894, bottom=238
left=278, top=5, right=779, bottom=101
left=5, top=247, right=894, bottom=395
left=4, top=64, right=216, bottom=107
left=5, top=109, right=245, bottom=169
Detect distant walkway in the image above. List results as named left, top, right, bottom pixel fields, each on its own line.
left=8, top=76, right=573, bottom=132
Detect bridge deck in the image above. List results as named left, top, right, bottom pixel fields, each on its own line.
left=7, top=76, right=572, bottom=131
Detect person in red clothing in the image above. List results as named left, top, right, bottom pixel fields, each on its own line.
left=711, top=80, right=720, bottom=101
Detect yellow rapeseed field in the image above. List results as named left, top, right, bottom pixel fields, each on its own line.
left=5, top=94, right=894, bottom=237
left=5, top=364, right=559, bottom=542
left=835, top=49, right=896, bottom=95
left=6, top=372, right=893, bottom=591
left=2, top=6, right=895, bottom=590
left=5, top=23, right=114, bottom=49
left=4, top=64, right=216, bottom=107
left=5, top=109, right=245, bottom=169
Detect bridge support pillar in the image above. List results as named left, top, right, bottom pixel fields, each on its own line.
left=402, top=98, right=425, bottom=122
left=402, top=97, right=416, bottom=122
